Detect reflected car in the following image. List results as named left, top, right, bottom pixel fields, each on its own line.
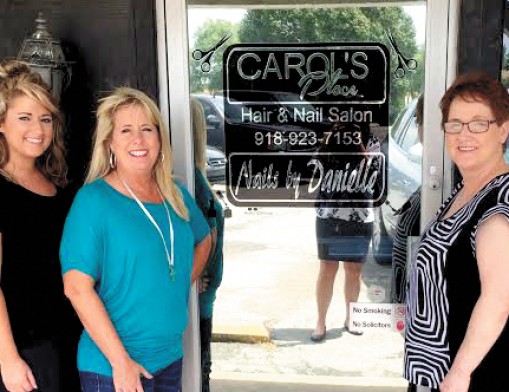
left=372, top=98, right=422, bottom=264
left=206, top=146, right=226, bottom=184
left=193, top=94, right=226, bottom=151
left=192, top=91, right=331, bottom=153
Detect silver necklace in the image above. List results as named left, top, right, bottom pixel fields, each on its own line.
left=119, top=176, right=175, bottom=281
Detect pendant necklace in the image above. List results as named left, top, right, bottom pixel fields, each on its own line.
left=119, top=176, right=176, bottom=281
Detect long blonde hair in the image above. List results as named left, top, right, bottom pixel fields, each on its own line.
left=86, top=87, right=188, bottom=220
left=191, top=98, right=207, bottom=172
left=0, top=58, right=67, bottom=187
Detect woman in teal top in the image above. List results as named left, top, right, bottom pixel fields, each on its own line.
left=191, top=98, right=224, bottom=392
left=60, top=88, right=211, bottom=392
left=194, top=168, right=224, bottom=392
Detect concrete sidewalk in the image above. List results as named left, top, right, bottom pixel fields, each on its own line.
left=211, top=373, right=407, bottom=391
left=208, top=202, right=407, bottom=390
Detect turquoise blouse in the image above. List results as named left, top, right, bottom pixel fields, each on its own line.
left=60, top=179, right=209, bottom=376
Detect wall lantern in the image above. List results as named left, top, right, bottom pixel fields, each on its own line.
left=17, top=12, right=72, bottom=101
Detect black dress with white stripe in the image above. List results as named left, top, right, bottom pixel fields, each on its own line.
left=404, top=173, right=509, bottom=390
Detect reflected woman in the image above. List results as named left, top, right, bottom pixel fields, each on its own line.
left=191, top=98, right=225, bottom=392
left=312, top=122, right=381, bottom=341
left=391, top=94, right=423, bottom=304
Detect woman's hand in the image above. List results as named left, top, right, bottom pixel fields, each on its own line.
left=0, top=356, right=37, bottom=392
left=191, top=234, right=212, bottom=283
left=439, top=368, right=470, bottom=392
left=112, top=356, right=152, bottom=392
left=199, top=274, right=210, bottom=293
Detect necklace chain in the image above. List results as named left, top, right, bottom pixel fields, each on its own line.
left=118, top=174, right=176, bottom=281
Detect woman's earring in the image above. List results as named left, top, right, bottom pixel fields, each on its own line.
left=109, top=150, right=117, bottom=169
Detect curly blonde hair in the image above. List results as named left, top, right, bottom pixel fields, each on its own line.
left=0, top=58, right=67, bottom=186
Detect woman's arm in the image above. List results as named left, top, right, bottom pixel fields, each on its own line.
left=440, top=215, right=509, bottom=392
left=208, top=227, right=218, bottom=264
left=0, top=235, right=38, bottom=392
left=199, top=228, right=217, bottom=293
left=63, top=270, right=152, bottom=392
left=191, top=234, right=212, bottom=283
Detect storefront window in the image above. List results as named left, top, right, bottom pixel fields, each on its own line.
left=188, top=3, right=425, bottom=388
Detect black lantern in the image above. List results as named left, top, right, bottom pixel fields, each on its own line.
left=17, top=12, right=72, bottom=101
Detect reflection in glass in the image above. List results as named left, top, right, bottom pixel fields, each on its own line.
left=501, top=2, right=509, bottom=163
left=390, top=94, right=423, bottom=304
left=190, top=98, right=226, bottom=392
left=188, top=3, right=425, bottom=387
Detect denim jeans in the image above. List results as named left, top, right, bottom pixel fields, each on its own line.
left=79, top=358, right=182, bottom=392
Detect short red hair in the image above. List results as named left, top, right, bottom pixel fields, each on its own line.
left=440, top=71, right=509, bottom=125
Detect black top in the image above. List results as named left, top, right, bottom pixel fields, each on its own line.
left=405, top=174, right=509, bottom=390
left=0, top=174, right=75, bottom=348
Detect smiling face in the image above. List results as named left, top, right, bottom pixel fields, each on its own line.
left=109, top=103, right=161, bottom=177
left=0, top=94, right=53, bottom=166
left=445, top=97, right=509, bottom=173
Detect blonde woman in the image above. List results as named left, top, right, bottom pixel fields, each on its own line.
left=60, top=88, right=211, bottom=392
left=0, top=59, right=79, bottom=392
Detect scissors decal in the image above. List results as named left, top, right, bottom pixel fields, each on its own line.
left=386, top=30, right=418, bottom=79
left=192, top=34, right=231, bottom=73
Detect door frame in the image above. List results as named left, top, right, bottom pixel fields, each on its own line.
left=156, top=2, right=201, bottom=392
left=421, top=0, right=460, bottom=224
left=156, top=0, right=460, bottom=390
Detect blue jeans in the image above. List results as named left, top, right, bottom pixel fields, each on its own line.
left=79, top=358, right=182, bottom=392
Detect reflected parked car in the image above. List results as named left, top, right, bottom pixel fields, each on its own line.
left=372, top=98, right=422, bottom=264
left=205, top=146, right=226, bottom=184
left=193, top=91, right=331, bottom=153
left=193, top=94, right=226, bottom=151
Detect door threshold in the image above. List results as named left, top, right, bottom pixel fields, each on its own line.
left=212, top=371, right=408, bottom=391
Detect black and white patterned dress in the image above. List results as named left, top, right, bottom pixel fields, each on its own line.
left=405, top=173, right=509, bottom=390
left=391, top=188, right=421, bottom=303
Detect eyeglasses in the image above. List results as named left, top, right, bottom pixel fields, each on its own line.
left=443, top=119, right=497, bottom=134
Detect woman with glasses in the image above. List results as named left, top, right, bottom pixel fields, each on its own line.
left=405, top=72, right=509, bottom=392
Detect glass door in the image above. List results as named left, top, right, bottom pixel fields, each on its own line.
left=158, top=0, right=459, bottom=390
